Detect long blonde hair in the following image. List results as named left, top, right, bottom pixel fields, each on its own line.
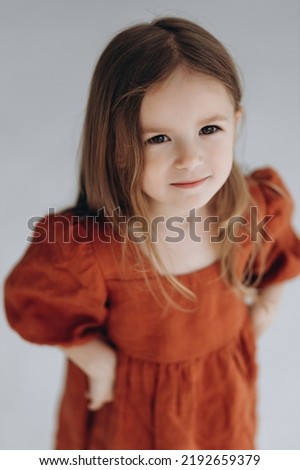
left=70, top=17, right=261, bottom=308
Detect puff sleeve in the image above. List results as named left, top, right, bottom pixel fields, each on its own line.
left=4, top=213, right=109, bottom=346
left=248, top=167, right=300, bottom=288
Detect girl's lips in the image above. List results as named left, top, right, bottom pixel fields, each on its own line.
left=170, top=176, right=210, bottom=188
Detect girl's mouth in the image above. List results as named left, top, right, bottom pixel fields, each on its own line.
left=170, top=176, right=210, bottom=189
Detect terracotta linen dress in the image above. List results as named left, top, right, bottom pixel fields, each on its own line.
left=4, top=167, right=300, bottom=450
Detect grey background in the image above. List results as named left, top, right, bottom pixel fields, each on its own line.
left=1, top=0, right=299, bottom=449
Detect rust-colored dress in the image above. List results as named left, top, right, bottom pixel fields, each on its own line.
left=4, top=168, right=300, bottom=449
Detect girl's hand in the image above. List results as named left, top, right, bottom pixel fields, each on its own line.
left=86, top=348, right=117, bottom=411
left=249, top=284, right=284, bottom=337
left=60, top=338, right=118, bottom=411
left=249, top=300, right=278, bottom=337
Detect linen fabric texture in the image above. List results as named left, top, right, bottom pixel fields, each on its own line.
left=4, top=168, right=300, bottom=450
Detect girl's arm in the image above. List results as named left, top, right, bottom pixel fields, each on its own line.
left=60, top=338, right=117, bottom=411
left=249, top=284, right=284, bottom=336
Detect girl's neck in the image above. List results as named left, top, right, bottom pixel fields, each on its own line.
left=138, top=203, right=221, bottom=276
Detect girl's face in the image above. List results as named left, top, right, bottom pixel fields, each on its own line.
left=140, top=67, right=241, bottom=219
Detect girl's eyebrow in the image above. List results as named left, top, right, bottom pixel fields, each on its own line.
left=141, top=114, right=229, bottom=133
left=199, top=114, right=229, bottom=124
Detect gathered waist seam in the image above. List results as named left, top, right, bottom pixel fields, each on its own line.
left=117, top=312, right=251, bottom=366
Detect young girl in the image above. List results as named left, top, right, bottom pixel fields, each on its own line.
left=4, top=17, right=300, bottom=450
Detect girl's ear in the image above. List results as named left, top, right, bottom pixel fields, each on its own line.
left=234, top=106, right=244, bottom=141
left=117, top=154, right=127, bottom=169
left=235, top=106, right=244, bottom=123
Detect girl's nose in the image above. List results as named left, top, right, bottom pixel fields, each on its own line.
left=174, top=144, right=204, bottom=170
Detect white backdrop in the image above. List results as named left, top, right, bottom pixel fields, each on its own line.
left=1, top=0, right=299, bottom=450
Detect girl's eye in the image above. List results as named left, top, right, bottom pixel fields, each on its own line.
left=199, top=125, right=221, bottom=135
left=146, top=134, right=169, bottom=145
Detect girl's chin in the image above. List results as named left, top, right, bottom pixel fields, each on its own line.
left=147, top=201, right=212, bottom=219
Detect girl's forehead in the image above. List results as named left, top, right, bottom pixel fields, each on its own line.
left=140, top=68, right=234, bottom=123
left=144, top=67, right=227, bottom=96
